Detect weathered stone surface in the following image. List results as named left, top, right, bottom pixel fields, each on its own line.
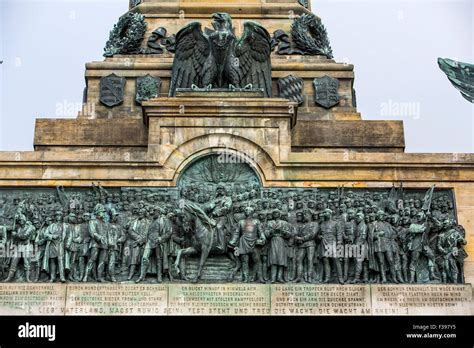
left=0, top=284, right=66, bottom=315
left=131, top=1, right=311, bottom=17
left=271, top=284, right=371, bottom=316
left=143, top=95, right=297, bottom=165
left=0, top=152, right=473, bottom=193
left=34, top=118, right=148, bottom=150
left=0, top=284, right=470, bottom=315
left=34, top=106, right=399, bottom=155
left=371, top=284, right=472, bottom=315
left=472, top=287, right=474, bottom=316
left=168, top=284, right=270, bottom=315
left=65, top=284, right=168, bottom=315
left=292, top=120, right=405, bottom=152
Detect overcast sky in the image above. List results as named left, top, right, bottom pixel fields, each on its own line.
left=0, top=0, right=473, bottom=153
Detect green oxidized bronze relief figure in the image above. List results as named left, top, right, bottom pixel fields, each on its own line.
left=0, top=155, right=467, bottom=285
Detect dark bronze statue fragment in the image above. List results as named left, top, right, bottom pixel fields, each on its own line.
left=273, top=14, right=333, bottom=59
left=130, top=0, right=142, bottom=8
left=438, top=58, right=474, bottom=103
left=143, top=27, right=176, bottom=54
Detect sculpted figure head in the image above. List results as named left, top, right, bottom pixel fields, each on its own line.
left=244, top=206, right=254, bottom=218
left=272, top=209, right=281, bottom=220
left=54, top=211, right=63, bottom=223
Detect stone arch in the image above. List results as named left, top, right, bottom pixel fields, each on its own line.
left=176, top=152, right=262, bottom=188
left=162, top=133, right=276, bottom=186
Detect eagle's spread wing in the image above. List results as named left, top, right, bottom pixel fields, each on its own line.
left=231, top=22, right=272, bottom=97
left=438, top=58, right=474, bottom=103
left=169, top=22, right=210, bottom=96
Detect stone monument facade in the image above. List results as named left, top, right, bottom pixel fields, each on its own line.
left=0, top=0, right=473, bottom=315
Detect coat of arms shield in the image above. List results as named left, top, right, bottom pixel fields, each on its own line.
left=136, top=75, right=162, bottom=104
left=313, top=75, right=340, bottom=109
left=278, top=74, right=305, bottom=105
left=100, top=74, right=126, bottom=107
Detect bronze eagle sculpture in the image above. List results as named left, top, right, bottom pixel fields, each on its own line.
left=168, top=13, right=273, bottom=97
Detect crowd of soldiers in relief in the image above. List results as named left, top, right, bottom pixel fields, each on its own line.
left=0, top=182, right=467, bottom=285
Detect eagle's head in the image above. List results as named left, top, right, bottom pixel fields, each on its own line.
left=211, top=12, right=233, bottom=31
